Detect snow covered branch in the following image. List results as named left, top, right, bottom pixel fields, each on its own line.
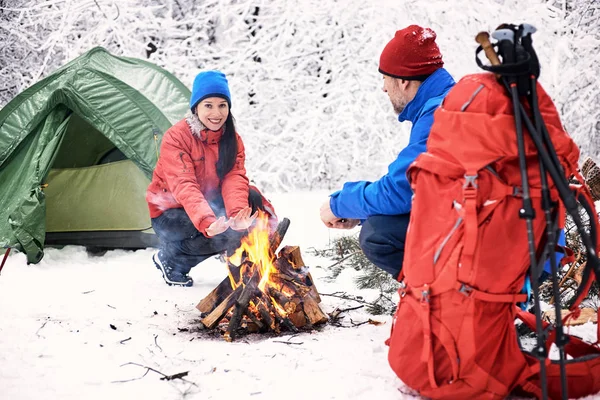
left=1, top=0, right=598, bottom=191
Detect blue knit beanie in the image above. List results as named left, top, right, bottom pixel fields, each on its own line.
left=189, top=70, right=231, bottom=111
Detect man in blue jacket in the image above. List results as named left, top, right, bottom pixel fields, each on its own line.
left=320, top=25, right=456, bottom=279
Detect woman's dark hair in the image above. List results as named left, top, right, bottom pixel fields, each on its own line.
left=216, top=113, right=238, bottom=180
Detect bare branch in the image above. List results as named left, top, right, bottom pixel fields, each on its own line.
left=112, top=362, right=197, bottom=387
left=153, top=334, right=162, bottom=352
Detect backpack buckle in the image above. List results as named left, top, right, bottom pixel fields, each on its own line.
left=463, top=174, right=479, bottom=189
left=421, top=284, right=430, bottom=304
left=459, top=284, right=473, bottom=296
left=398, top=281, right=408, bottom=298
left=512, top=186, right=523, bottom=197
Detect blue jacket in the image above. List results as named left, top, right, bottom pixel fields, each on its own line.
left=330, top=68, right=455, bottom=219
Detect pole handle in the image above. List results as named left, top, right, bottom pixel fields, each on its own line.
left=475, top=31, right=501, bottom=66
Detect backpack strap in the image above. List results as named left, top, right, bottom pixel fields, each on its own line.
left=459, top=171, right=479, bottom=284
left=404, top=280, right=529, bottom=304
left=400, top=284, right=454, bottom=389
left=456, top=283, right=528, bottom=303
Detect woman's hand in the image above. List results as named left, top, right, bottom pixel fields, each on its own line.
left=229, top=207, right=258, bottom=231
left=206, top=216, right=230, bottom=237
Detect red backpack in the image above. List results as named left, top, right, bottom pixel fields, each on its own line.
left=386, top=72, right=600, bottom=399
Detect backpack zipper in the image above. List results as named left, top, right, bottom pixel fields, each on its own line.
left=434, top=202, right=464, bottom=264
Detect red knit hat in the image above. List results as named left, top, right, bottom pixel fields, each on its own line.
left=379, top=25, right=444, bottom=80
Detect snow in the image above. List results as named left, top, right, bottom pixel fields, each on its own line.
left=0, top=192, right=408, bottom=400
left=2, top=192, right=598, bottom=399
left=418, top=28, right=436, bottom=43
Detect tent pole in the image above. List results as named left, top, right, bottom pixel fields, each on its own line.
left=0, top=248, right=11, bottom=275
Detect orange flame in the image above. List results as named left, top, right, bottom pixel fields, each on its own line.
left=226, top=211, right=277, bottom=292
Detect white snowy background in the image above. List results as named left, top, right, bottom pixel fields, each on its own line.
left=1, top=0, right=599, bottom=192
left=1, top=0, right=600, bottom=399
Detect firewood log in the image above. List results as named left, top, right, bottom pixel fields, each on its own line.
left=288, top=310, right=308, bottom=328
left=256, top=299, right=276, bottom=331
left=201, top=285, right=243, bottom=329
left=244, top=308, right=265, bottom=332
left=269, top=218, right=290, bottom=255
left=224, top=272, right=260, bottom=342
left=267, top=287, right=296, bottom=315
left=542, top=307, right=598, bottom=326
left=303, top=295, right=329, bottom=325
left=279, top=246, right=321, bottom=303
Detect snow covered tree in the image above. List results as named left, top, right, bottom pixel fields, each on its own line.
left=1, top=0, right=598, bottom=192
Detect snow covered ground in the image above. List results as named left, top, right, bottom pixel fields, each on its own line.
left=0, top=191, right=598, bottom=400
left=0, top=192, right=406, bottom=400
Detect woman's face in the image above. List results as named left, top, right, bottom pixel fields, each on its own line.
left=195, top=97, right=229, bottom=131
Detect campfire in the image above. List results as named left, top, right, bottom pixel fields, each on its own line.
left=196, top=214, right=328, bottom=341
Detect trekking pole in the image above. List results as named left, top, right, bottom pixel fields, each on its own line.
left=513, top=84, right=600, bottom=317
left=520, top=25, right=569, bottom=398
left=514, top=87, right=600, bottom=283
left=514, top=23, right=600, bottom=398
left=491, top=28, right=549, bottom=400
left=529, top=89, right=570, bottom=400
left=0, top=247, right=11, bottom=275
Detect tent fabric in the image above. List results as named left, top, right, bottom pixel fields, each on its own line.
left=44, top=160, right=152, bottom=232
left=0, top=47, right=191, bottom=263
left=44, top=228, right=160, bottom=250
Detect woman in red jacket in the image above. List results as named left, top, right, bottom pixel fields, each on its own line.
left=146, top=70, right=276, bottom=286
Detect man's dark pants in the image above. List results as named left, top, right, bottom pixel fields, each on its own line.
left=358, top=214, right=411, bottom=280
left=151, top=188, right=266, bottom=275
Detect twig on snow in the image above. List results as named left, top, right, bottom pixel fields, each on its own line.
left=326, top=251, right=360, bottom=269
left=349, top=318, right=370, bottom=327
left=320, top=292, right=373, bottom=305
left=112, top=362, right=196, bottom=386
left=272, top=340, right=304, bottom=345
left=154, top=334, right=163, bottom=352
left=336, top=305, right=365, bottom=314
left=36, top=320, right=49, bottom=337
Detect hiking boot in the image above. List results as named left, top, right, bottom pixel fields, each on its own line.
left=215, top=251, right=227, bottom=263
left=153, top=251, right=193, bottom=287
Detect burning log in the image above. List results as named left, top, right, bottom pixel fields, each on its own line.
left=244, top=308, right=265, bottom=331
left=201, top=285, right=243, bottom=329
left=255, top=299, right=276, bottom=331
left=267, top=287, right=296, bottom=315
left=196, top=215, right=328, bottom=340
left=269, top=217, right=290, bottom=254
left=224, top=271, right=260, bottom=342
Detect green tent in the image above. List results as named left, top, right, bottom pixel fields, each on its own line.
left=0, top=47, right=191, bottom=263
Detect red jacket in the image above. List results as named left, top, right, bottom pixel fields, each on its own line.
left=146, top=115, right=249, bottom=236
